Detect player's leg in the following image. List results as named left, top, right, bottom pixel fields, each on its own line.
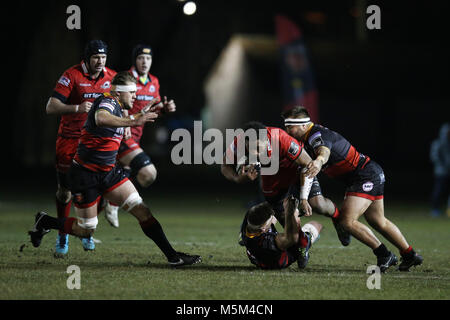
left=364, top=199, right=423, bottom=271
left=339, top=195, right=397, bottom=271
left=54, top=136, right=78, bottom=255
left=295, top=217, right=323, bottom=269
left=295, top=177, right=352, bottom=246
left=28, top=199, right=100, bottom=249
left=120, top=148, right=157, bottom=188
left=103, top=177, right=201, bottom=267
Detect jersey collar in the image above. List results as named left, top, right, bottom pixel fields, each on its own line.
left=81, top=61, right=105, bottom=79
left=130, top=66, right=152, bottom=85
left=302, top=122, right=315, bottom=142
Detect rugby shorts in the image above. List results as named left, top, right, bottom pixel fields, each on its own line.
left=345, top=160, right=385, bottom=201
left=69, top=162, right=129, bottom=209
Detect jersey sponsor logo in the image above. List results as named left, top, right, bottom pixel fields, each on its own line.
left=149, top=85, right=156, bottom=93
left=83, top=92, right=103, bottom=99
left=136, top=95, right=155, bottom=101
left=288, top=141, right=300, bottom=157
left=101, top=81, right=111, bottom=89
left=58, top=76, right=71, bottom=86
left=362, top=181, right=374, bottom=192
left=79, top=83, right=91, bottom=87
left=73, top=193, right=83, bottom=203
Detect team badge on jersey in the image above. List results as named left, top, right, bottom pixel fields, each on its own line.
left=58, top=76, right=71, bottom=87
left=101, top=81, right=111, bottom=89
left=149, top=85, right=156, bottom=93
left=309, top=132, right=324, bottom=149
left=288, top=141, right=300, bottom=157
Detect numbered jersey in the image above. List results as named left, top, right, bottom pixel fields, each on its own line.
left=52, top=61, right=116, bottom=138
left=74, top=93, right=124, bottom=172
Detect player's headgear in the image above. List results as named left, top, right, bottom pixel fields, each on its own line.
left=132, top=44, right=152, bottom=67
left=84, top=40, right=108, bottom=61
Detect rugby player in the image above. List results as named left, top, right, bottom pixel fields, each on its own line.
left=221, top=122, right=351, bottom=246
left=103, top=44, right=176, bottom=228
left=30, top=72, right=201, bottom=267
left=46, top=40, right=116, bottom=255
left=282, top=106, right=423, bottom=272
left=242, top=195, right=323, bottom=270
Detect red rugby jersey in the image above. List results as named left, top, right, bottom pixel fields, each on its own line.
left=128, top=67, right=161, bottom=143
left=225, top=127, right=303, bottom=197
left=52, top=61, right=116, bottom=138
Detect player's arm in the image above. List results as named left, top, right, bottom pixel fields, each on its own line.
left=275, top=196, right=299, bottom=251
left=46, top=97, right=92, bottom=115
left=95, top=109, right=158, bottom=128
left=305, top=146, right=331, bottom=177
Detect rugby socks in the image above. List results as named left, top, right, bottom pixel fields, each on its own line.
left=139, top=216, right=178, bottom=261
left=331, top=206, right=340, bottom=219
left=56, top=197, right=72, bottom=235
left=297, top=229, right=309, bottom=249
left=39, top=214, right=76, bottom=235
left=373, top=243, right=390, bottom=257
left=400, top=245, right=415, bottom=258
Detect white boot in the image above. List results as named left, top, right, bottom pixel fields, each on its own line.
left=105, top=201, right=119, bottom=228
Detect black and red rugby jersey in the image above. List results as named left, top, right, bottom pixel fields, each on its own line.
left=52, top=61, right=116, bottom=138
left=127, top=67, right=161, bottom=143
left=303, top=124, right=370, bottom=178
left=225, top=127, right=304, bottom=197
left=74, top=93, right=124, bottom=172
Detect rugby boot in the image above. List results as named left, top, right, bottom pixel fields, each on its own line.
left=54, top=233, right=69, bottom=256
left=377, top=251, right=398, bottom=273
left=399, top=252, right=423, bottom=272
left=81, top=236, right=96, bottom=251
left=168, top=252, right=202, bottom=267
left=297, top=232, right=312, bottom=269
left=28, top=212, right=51, bottom=247
left=105, top=200, right=119, bottom=228
left=332, top=218, right=351, bottom=246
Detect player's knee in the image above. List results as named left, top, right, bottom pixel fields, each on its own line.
left=77, top=216, right=98, bottom=237
left=309, top=196, right=328, bottom=215
left=137, top=165, right=157, bottom=188
left=339, top=217, right=355, bottom=231
left=366, top=216, right=387, bottom=230
left=129, top=152, right=155, bottom=187
left=56, top=188, right=71, bottom=203
left=121, top=192, right=144, bottom=212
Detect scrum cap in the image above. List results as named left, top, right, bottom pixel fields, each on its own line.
left=84, top=40, right=108, bottom=61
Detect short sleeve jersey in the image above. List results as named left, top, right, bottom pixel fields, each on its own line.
left=304, top=124, right=369, bottom=178
left=127, top=67, right=161, bottom=143
left=74, top=93, right=124, bottom=172
left=52, top=61, right=117, bottom=138
left=225, top=127, right=304, bottom=197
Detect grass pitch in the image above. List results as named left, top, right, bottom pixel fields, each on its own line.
left=0, top=189, right=449, bottom=300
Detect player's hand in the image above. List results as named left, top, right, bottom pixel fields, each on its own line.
left=299, top=199, right=312, bottom=217
left=236, top=164, right=259, bottom=183
left=136, top=112, right=158, bottom=126
left=163, top=96, right=176, bottom=113
left=305, top=159, right=323, bottom=178
left=124, top=127, right=132, bottom=140
left=77, top=101, right=92, bottom=113
left=142, top=98, right=162, bottom=114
